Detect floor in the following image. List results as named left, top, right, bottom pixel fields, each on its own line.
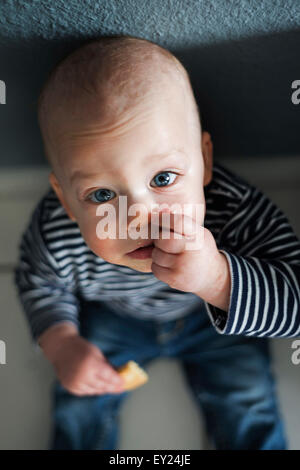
left=0, top=157, right=300, bottom=450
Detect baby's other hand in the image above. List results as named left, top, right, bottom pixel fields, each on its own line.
left=52, top=335, right=125, bottom=396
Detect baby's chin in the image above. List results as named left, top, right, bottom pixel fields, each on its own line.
left=85, top=242, right=153, bottom=272
left=122, top=256, right=153, bottom=273
left=109, top=255, right=153, bottom=273
left=93, top=251, right=153, bottom=273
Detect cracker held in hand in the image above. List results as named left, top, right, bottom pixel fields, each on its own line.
left=117, top=360, right=149, bottom=391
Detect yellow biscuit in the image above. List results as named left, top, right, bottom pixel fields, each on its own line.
left=117, top=360, right=149, bottom=391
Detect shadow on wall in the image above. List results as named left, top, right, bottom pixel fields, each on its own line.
left=177, top=30, right=300, bottom=158
left=0, top=29, right=300, bottom=166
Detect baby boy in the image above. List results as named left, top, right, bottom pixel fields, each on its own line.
left=15, top=35, right=300, bottom=450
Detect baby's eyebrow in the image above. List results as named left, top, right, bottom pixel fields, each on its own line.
left=148, top=149, right=187, bottom=162
left=71, top=170, right=101, bottom=185
left=70, top=149, right=188, bottom=185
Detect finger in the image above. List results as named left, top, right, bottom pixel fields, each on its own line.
left=80, top=386, right=111, bottom=396
left=151, top=246, right=177, bottom=267
left=75, top=383, right=104, bottom=396
left=152, top=209, right=198, bottom=238
left=151, top=262, right=174, bottom=285
left=93, top=375, right=124, bottom=391
left=81, top=377, right=123, bottom=395
left=153, top=234, right=187, bottom=254
left=90, top=383, right=121, bottom=395
left=95, top=366, right=124, bottom=387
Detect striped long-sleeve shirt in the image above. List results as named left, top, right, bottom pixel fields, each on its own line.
left=14, top=162, right=300, bottom=347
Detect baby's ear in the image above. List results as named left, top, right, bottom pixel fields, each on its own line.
left=201, top=131, right=213, bottom=186
left=48, top=172, right=77, bottom=221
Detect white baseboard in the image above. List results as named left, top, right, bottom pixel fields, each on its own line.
left=221, top=155, right=300, bottom=189
left=0, top=166, right=50, bottom=199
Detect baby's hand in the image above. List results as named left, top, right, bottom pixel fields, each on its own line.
left=151, top=209, right=230, bottom=310
left=51, top=335, right=125, bottom=396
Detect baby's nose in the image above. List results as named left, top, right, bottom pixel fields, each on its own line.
left=126, top=194, right=156, bottom=218
left=124, top=196, right=158, bottom=238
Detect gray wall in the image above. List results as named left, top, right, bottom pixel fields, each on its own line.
left=0, top=0, right=300, bottom=167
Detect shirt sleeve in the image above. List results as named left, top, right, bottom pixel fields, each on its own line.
left=204, top=185, right=300, bottom=337
left=14, top=199, right=80, bottom=350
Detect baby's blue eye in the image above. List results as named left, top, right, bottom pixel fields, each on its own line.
left=89, top=189, right=116, bottom=203
left=151, top=171, right=177, bottom=187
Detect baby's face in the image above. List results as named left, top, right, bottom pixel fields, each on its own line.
left=49, top=86, right=212, bottom=273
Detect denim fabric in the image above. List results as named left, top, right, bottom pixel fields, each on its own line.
left=49, top=298, right=287, bottom=450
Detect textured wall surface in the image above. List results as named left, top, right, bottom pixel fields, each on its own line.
left=0, top=0, right=300, bottom=166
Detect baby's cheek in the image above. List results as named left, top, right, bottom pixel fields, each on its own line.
left=94, top=239, right=121, bottom=262
left=76, top=217, right=118, bottom=260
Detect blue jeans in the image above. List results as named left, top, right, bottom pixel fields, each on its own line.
left=49, top=298, right=287, bottom=450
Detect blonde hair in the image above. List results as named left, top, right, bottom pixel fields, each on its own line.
left=37, top=35, right=201, bottom=168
